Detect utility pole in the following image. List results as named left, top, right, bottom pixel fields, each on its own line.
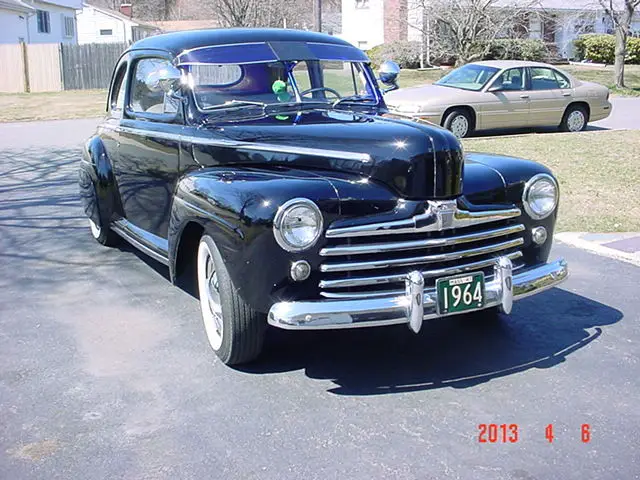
left=314, top=0, right=322, bottom=32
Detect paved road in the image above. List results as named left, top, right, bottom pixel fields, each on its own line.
left=1, top=120, right=639, bottom=479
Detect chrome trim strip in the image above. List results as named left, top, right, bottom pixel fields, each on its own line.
left=319, top=261, right=525, bottom=299
left=320, top=223, right=525, bottom=256
left=105, top=125, right=371, bottom=163
left=267, top=258, right=568, bottom=330
left=319, top=238, right=524, bottom=273
left=318, top=251, right=523, bottom=289
left=111, top=219, right=169, bottom=266
left=325, top=203, right=522, bottom=238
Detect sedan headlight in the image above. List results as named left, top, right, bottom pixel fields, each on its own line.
left=273, top=198, right=323, bottom=252
left=523, top=174, right=558, bottom=220
left=395, top=103, right=422, bottom=114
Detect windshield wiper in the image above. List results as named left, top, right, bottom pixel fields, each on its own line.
left=203, top=100, right=268, bottom=111
left=332, top=95, right=375, bottom=108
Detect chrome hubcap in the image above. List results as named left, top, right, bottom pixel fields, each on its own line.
left=198, top=241, right=224, bottom=350
left=89, top=218, right=101, bottom=238
left=567, top=110, right=585, bottom=131
left=450, top=115, right=469, bottom=138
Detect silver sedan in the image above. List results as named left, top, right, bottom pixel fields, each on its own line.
left=385, top=60, right=612, bottom=138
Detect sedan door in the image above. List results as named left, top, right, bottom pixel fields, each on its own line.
left=478, top=67, right=530, bottom=130
left=525, top=67, right=572, bottom=127
left=114, top=56, right=183, bottom=240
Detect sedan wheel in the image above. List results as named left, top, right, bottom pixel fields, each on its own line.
left=196, top=234, right=266, bottom=365
left=561, top=105, right=587, bottom=132
left=197, top=240, right=224, bottom=350
left=443, top=109, right=473, bottom=138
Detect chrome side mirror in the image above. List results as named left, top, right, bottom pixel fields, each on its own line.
left=145, top=64, right=183, bottom=98
left=378, top=60, right=400, bottom=93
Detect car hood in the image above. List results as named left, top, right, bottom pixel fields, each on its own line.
left=385, top=84, right=470, bottom=109
left=190, top=109, right=463, bottom=199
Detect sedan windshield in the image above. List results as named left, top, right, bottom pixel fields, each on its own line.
left=185, top=60, right=377, bottom=111
left=435, top=64, right=500, bottom=91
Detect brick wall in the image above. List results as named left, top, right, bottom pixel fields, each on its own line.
left=383, top=0, right=407, bottom=42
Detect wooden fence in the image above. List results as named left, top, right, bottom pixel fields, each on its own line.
left=0, top=43, right=62, bottom=93
left=60, top=43, right=127, bottom=90
left=0, top=42, right=128, bottom=93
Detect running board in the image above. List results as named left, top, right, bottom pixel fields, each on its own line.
left=110, top=219, right=170, bottom=266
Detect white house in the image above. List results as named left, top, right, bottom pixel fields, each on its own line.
left=341, top=0, right=640, bottom=59
left=0, top=0, right=81, bottom=44
left=76, top=3, right=158, bottom=44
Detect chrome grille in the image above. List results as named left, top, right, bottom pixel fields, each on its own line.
left=319, top=204, right=525, bottom=299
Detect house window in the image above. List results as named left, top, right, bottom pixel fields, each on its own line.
left=357, top=41, right=368, bottom=49
left=63, top=16, right=75, bottom=37
left=355, top=0, right=369, bottom=8
left=36, top=10, right=50, bottom=34
left=100, top=29, right=113, bottom=36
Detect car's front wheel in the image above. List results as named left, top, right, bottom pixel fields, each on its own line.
left=197, top=234, right=266, bottom=365
left=88, top=218, right=119, bottom=246
left=560, top=105, right=588, bottom=132
left=443, top=109, right=474, bottom=138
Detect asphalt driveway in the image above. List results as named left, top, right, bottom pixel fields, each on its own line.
left=0, top=120, right=639, bottom=479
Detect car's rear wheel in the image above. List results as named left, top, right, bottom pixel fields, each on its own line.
left=560, top=105, right=588, bottom=132
left=197, top=233, right=266, bottom=365
left=443, top=109, right=474, bottom=138
left=88, top=218, right=119, bottom=246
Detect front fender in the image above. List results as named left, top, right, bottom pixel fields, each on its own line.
left=168, top=167, right=339, bottom=313
left=79, top=136, right=121, bottom=229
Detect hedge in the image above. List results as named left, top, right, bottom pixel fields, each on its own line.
left=482, top=39, right=549, bottom=62
left=573, top=34, right=640, bottom=64
left=366, top=41, right=422, bottom=69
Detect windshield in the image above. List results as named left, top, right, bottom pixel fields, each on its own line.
left=435, top=64, right=500, bottom=91
left=186, top=60, right=377, bottom=111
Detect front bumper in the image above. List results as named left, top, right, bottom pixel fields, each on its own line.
left=267, top=257, right=568, bottom=331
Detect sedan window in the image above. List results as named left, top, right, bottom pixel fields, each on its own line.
left=435, top=64, right=500, bottom=91
left=529, top=67, right=568, bottom=90
left=491, top=68, right=525, bottom=91
left=130, top=58, right=180, bottom=115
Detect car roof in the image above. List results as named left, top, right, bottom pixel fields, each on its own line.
left=470, top=60, right=558, bottom=69
left=129, top=28, right=355, bottom=56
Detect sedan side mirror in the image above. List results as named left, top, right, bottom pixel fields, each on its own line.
left=378, top=60, right=400, bottom=93
left=487, top=85, right=502, bottom=93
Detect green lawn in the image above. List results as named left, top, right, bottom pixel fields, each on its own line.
left=463, top=130, right=640, bottom=233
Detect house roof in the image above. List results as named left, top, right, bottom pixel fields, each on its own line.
left=151, top=20, right=222, bottom=32
left=0, top=0, right=35, bottom=13
left=82, top=2, right=158, bottom=30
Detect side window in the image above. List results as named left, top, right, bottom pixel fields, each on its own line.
left=130, top=58, right=180, bottom=115
left=110, top=63, right=127, bottom=112
left=553, top=70, right=571, bottom=89
left=491, top=68, right=525, bottom=91
left=529, top=67, right=561, bottom=90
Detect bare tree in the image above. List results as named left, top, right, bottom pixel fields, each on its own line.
left=599, top=0, right=640, bottom=88
left=407, top=0, right=540, bottom=66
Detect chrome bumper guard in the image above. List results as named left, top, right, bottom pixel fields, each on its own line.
left=267, top=257, right=568, bottom=331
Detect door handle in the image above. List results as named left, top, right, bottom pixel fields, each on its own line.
left=520, top=94, right=530, bottom=99
left=562, top=92, right=572, bottom=97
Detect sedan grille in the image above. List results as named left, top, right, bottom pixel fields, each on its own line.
left=319, top=207, right=525, bottom=299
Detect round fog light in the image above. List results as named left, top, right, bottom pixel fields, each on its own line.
left=532, top=226, right=548, bottom=245
left=290, top=260, right=311, bottom=282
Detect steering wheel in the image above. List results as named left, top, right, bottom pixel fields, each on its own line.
left=299, top=87, right=342, bottom=100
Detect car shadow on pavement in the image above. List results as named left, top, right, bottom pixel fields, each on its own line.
left=242, top=288, right=622, bottom=395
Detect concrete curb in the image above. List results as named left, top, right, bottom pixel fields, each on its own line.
left=556, top=232, right=640, bottom=267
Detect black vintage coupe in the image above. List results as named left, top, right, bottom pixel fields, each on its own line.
left=79, top=28, right=568, bottom=365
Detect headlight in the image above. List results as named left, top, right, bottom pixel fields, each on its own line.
left=523, top=174, right=558, bottom=220
left=273, top=198, right=323, bottom=252
left=396, top=103, right=422, bottom=114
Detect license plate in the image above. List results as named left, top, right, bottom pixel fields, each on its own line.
left=436, top=272, right=485, bottom=314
